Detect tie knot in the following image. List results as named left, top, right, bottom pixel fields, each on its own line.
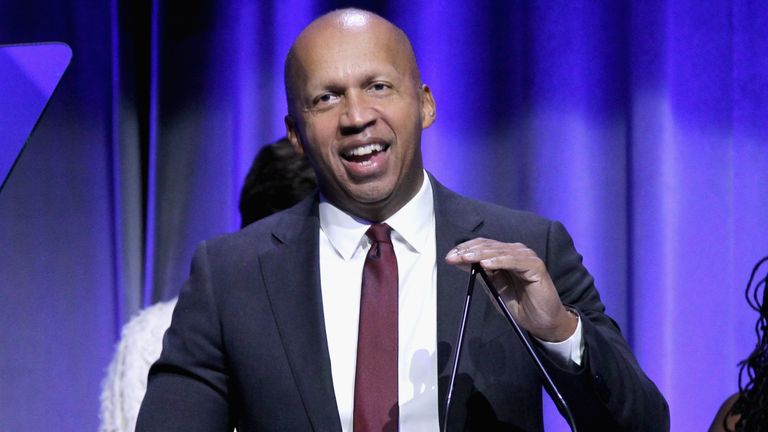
left=365, top=223, right=392, bottom=244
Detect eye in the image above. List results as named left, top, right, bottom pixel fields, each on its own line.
left=313, top=92, right=340, bottom=106
left=370, top=82, right=390, bottom=92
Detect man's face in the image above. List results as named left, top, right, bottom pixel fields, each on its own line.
left=285, top=21, right=435, bottom=221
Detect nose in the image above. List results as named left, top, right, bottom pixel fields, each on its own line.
left=339, top=90, right=376, bottom=135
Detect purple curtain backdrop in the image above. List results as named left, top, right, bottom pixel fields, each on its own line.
left=1, top=1, right=767, bottom=431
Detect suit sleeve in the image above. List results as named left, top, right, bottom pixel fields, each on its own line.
left=537, top=220, right=670, bottom=431
left=135, top=242, right=234, bottom=432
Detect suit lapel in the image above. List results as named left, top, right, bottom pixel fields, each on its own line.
left=431, top=178, right=485, bottom=428
left=257, top=180, right=484, bottom=431
left=260, top=202, right=342, bottom=431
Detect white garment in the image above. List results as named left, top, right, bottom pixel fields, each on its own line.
left=98, top=298, right=177, bottom=432
left=319, top=174, right=439, bottom=432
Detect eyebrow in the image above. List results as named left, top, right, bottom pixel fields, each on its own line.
left=314, top=71, right=398, bottom=91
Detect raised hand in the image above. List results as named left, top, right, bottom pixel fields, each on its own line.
left=445, top=238, right=577, bottom=342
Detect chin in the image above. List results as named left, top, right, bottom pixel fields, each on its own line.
left=357, top=182, right=399, bottom=203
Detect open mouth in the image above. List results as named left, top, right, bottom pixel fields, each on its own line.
left=341, top=143, right=390, bottom=164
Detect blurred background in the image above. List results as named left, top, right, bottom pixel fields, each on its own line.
left=1, top=0, right=766, bottom=430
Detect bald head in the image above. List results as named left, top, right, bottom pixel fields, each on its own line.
left=281, top=8, right=436, bottom=221
left=284, top=8, right=421, bottom=114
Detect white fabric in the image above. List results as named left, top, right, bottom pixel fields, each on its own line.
left=536, top=312, right=583, bottom=366
left=319, top=173, right=439, bottom=432
left=98, top=299, right=177, bottom=432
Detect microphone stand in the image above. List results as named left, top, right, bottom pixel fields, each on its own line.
left=443, top=264, right=578, bottom=432
left=442, top=265, right=478, bottom=432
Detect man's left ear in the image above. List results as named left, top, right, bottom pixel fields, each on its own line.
left=420, top=84, right=436, bottom=129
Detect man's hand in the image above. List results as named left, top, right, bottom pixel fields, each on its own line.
left=445, top=238, right=577, bottom=342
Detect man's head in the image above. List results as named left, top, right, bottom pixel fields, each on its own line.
left=284, top=8, right=436, bottom=222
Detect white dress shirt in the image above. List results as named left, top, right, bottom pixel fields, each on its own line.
left=318, top=172, right=582, bottom=431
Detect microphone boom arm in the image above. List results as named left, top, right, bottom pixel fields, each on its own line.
left=443, top=263, right=578, bottom=432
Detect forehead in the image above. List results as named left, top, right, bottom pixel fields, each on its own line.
left=293, top=26, right=411, bottom=88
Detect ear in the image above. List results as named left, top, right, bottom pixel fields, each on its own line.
left=419, top=84, right=436, bottom=129
left=284, top=115, right=304, bottom=154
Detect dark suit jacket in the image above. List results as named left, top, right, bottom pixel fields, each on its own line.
left=136, top=176, right=669, bottom=431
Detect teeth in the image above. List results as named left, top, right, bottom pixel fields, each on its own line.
left=345, top=143, right=385, bottom=157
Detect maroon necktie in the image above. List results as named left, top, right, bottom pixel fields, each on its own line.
left=353, top=223, right=399, bottom=432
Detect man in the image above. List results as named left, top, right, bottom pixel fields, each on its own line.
left=137, top=8, right=669, bottom=431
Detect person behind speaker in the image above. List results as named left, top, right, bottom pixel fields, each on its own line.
left=710, top=256, right=768, bottom=432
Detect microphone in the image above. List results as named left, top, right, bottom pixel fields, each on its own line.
left=443, top=263, right=578, bottom=432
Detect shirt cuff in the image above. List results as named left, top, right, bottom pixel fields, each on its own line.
left=534, top=311, right=584, bottom=367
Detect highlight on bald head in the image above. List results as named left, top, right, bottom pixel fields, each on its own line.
left=284, top=8, right=421, bottom=114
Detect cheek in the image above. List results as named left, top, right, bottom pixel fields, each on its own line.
left=391, top=111, right=424, bottom=147
left=300, top=124, right=330, bottom=156
left=304, top=115, right=339, bottom=145
left=301, top=141, right=344, bottom=185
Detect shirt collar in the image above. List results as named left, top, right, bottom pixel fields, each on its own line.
left=319, top=171, right=434, bottom=260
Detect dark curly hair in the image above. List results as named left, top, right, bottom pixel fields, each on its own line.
left=727, top=256, right=768, bottom=431
left=238, top=137, right=317, bottom=228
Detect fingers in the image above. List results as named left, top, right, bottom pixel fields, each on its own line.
left=445, top=238, right=574, bottom=341
left=445, top=238, right=539, bottom=270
